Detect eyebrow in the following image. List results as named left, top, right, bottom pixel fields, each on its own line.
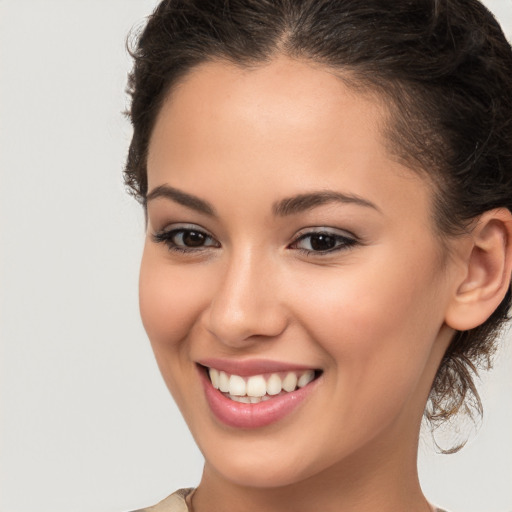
left=145, top=185, right=379, bottom=218
left=272, top=191, right=380, bottom=216
left=146, top=184, right=216, bottom=216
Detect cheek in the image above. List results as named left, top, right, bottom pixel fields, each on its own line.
left=291, top=249, right=445, bottom=403
left=138, top=247, right=218, bottom=414
left=138, top=247, right=210, bottom=355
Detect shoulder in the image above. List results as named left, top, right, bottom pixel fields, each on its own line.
left=130, top=488, right=194, bottom=512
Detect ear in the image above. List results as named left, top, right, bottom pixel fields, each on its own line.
left=445, top=208, right=512, bottom=331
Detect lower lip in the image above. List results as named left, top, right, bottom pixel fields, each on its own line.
left=199, top=367, right=319, bottom=429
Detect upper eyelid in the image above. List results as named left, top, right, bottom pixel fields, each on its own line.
left=152, top=223, right=219, bottom=240
left=153, top=222, right=214, bottom=235
left=292, top=226, right=358, bottom=240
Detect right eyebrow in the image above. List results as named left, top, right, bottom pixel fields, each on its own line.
left=145, top=184, right=216, bottom=217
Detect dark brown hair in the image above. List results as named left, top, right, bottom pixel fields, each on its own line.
left=125, top=0, right=512, bottom=446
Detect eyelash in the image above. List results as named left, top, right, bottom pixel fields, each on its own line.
left=288, top=230, right=358, bottom=255
left=152, top=227, right=220, bottom=254
left=152, top=226, right=359, bottom=256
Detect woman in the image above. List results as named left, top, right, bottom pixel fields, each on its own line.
left=124, top=1, right=512, bottom=511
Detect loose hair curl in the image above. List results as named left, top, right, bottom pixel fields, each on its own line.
left=125, top=0, right=512, bottom=448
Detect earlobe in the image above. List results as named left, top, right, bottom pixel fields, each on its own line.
left=445, top=209, right=512, bottom=331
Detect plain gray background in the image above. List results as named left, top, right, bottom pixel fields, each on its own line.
left=1, top=1, right=511, bottom=511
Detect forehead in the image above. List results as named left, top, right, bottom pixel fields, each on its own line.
left=147, top=56, right=432, bottom=225
left=148, top=56, right=392, bottom=170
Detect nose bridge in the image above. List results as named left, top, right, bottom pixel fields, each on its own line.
left=205, top=244, right=286, bottom=345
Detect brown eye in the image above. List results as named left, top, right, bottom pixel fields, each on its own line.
left=309, top=234, right=336, bottom=251
left=181, top=230, right=207, bottom=247
left=291, top=229, right=358, bottom=254
left=152, top=226, right=220, bottom=252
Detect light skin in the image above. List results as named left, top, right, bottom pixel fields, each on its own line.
left=140, top=56, right=512, bottom=512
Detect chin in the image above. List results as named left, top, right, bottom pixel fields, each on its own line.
left=194, top=425, right=341, bottom=490
left=206, top=454, right=317, bottom=489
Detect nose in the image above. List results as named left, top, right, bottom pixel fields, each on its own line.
left=202, top=249, right=288, bottom=347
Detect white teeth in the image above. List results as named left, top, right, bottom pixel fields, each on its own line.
left=247, top=375, right=267, bottom=397
left=231, top=395, right=251, bottom=403
left=229, top=374, right=246, bottom=396
left=209, top=368, right=219, bottom=389
left=266, top=373, right=282, bottom=395
left=218, top=371, right=230, bottom=392
left=282, top=372, right=298, bottom=392
left=298, top=369, right=315, bottom=388
left=208, top=367, right=319, bottom=400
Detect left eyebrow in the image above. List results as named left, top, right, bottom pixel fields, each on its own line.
left=272, top=191, right=380, bottom=217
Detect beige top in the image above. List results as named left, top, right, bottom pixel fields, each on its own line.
left=131, top=488, right=449, bottom=512
left=131, top=488, right=193, bottom=512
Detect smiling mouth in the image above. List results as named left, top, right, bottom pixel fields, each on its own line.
left=203, top=366, right=323, bottom=404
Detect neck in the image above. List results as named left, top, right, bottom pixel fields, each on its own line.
left=193, top=424, right=433, bottom=512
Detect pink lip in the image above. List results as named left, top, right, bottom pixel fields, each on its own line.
left=198, top=358, right=316, bottom=376
left=198, top=366, right=320, bottom=429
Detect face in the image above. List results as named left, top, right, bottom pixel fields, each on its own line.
left=140, top=57, right=458, bottom=488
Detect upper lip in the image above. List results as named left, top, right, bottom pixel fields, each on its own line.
left=197, top=358, right=319, bottom=376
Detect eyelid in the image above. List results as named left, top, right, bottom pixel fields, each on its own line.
left=292, top=226, right=358, bottom=240
left=153, top=221, right=209, bottom=232
left=151, top=223, right=220, bottom=252
left=288, top=226, right=360, bottom=255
